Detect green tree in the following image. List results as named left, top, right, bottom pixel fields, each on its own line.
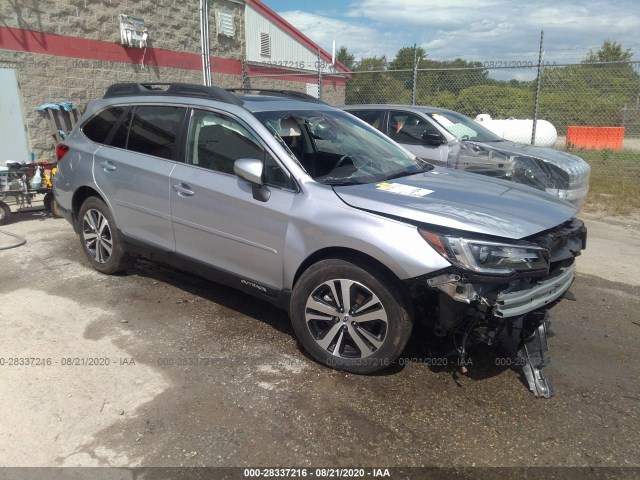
left=585, top=40, right=633, bottom=63
left=389, top=46, right=427, bottom=71
left=346, top=56, right=410, bottom=104
left=454, top=85, right=533, bottom=118
left=538, top=41, right=639, bottom=132
left=335, top=45, right=355, bottom=70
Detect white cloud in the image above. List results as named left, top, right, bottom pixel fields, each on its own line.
left=345, top=0, right=504, bottom=26
left=279, top=11, right=400, bottom=59
left=278, top=1, right=640, bottom=65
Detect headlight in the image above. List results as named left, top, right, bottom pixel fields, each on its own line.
left=419, top=229, right=549, bottom=275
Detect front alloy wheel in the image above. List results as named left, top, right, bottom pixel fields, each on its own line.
left=305, top=279, right=388, bottom=358
left=291, top=258, right=412, bottom=374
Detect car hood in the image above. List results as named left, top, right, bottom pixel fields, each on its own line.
left=474, top=140, right=588, bottom=169
left=333, top=167, right=577, bottom=239
left=455, top=140, right=591, bottom=209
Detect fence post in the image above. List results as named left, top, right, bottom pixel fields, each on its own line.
left=531, top=30, right=544, bottom=145
left=412, top=43, right=418, bottom=105
left=317, top=48, right=323, bottom=101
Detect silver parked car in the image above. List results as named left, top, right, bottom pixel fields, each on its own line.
left=54, top=84, right=587, bottom=397
left=342, top=105, right=591, bottom=209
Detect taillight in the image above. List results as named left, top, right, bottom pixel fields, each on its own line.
left=56, top=143, right=69, bottom=162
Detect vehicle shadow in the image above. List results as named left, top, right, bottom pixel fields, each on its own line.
left=128, top=257, right=528, bottom=387
left=131, top=258, right=294, bottom=337
left=1, top=204, right=56, bottom=225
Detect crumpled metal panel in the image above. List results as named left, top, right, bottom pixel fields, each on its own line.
left=494, top=263, right=575, bottom=318
left=456, top=141, right=591, bottom=209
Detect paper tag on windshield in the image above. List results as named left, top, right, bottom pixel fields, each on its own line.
left=376, top=182, right=433, bottom=197
left=431, top=113, right=455, bottom=128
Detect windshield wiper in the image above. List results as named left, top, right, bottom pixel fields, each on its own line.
left=379, top=171, right=415, bottom=181
left=379, top=163, right=433, bottom=182
left=319, top=178, right=366, bottom=186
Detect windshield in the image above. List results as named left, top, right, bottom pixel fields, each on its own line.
left=255, top=109, right=431, bottom=185
left=427, top=111, right=503, bottom=142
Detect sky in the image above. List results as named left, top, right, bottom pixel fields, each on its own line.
left=262, top=0, right=640, bottom=66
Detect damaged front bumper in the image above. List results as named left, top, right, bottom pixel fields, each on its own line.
left=434, top=261, right=575, bottom=319
left=431, top=264, right=573, bottom=398
left=418, top=219, right=586, bottom=398
left=494, top=262, right=574, bottom=318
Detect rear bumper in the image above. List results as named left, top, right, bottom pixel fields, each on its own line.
left=53, top=186, right=74, bottom=227
left=57, top=202, right=74, bottom=227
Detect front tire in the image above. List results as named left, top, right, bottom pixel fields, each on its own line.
left=77, top=197, right=134, bottom=274
left=290, top=259, right=412, bottom=374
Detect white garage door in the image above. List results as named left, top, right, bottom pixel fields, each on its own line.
left=0, top=69, right=30, bottom=164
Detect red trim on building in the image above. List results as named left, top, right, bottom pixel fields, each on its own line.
left=244, top=0, right=351, bottom=73
left=0, top=25, right=347, bottom=85
left=0, top=26, right=242, bottom=74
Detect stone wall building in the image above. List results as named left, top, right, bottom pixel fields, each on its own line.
left=0, top=0, right=349, bottom=160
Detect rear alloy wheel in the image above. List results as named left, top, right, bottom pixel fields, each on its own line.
left=78, top=197, right=134, bottom=274
left=291, top=259, right=412, bottom=373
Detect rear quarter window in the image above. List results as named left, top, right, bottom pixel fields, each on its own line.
left=82, top=106, right=127, bottom=144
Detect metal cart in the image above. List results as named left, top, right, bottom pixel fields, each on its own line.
left=0, top=162, right=61, bottom=225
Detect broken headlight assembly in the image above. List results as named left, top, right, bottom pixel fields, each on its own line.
left=419, top=229, right=549, bottom=276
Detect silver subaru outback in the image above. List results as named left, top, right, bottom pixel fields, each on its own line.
left=54, top=83, right=587, bottom=397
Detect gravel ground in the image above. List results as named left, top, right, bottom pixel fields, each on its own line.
left=0, top=209, right=639, bottom=470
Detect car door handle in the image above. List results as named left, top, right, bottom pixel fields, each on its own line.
left=101, top=161, right=116, bottom=172
left=172, top=183, right=195, bottom=197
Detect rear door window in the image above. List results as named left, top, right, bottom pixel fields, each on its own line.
left=349, top=110, right=385, bottom=132
left=82, top=106, right=127, bottom=144
left=126, top=106, right=184, bottom=160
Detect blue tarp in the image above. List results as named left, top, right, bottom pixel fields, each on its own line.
left=37, top=101, right=77, bottom=113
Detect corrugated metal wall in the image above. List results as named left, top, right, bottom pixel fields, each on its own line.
left=244, top=5, right=339, bottom=74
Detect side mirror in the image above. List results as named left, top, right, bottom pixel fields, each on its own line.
left=422, top=132, right=445, bottom=146
left=234, top=158, right=263, bottom=185
left=234, top=158, right=271, bottom=202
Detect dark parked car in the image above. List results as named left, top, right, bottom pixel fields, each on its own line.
left=342, top=105, right=591, bottom=209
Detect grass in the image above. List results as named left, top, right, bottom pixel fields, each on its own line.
left=567, top=148, right=640, bottom=216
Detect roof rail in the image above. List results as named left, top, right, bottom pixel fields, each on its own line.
left=226, top=88, right=326, bottom=104
left=104, top=83, right=244, bottom=106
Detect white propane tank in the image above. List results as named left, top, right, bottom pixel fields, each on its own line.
left=475, top=114, right=558, bottom=147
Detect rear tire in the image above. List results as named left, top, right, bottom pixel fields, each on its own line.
left=78, top=197, right=134, bottom=274
left=44, top=192, right=64, bottom=218
left=50, top=198, right=63, bottom=218
left=290, top=258, right=412, bottom=374
left=0, top=201, right=10, bottom=225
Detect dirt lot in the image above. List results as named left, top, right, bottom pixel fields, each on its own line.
left=0, top=207, right=639, bottom=470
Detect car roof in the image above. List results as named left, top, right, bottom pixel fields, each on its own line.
left=341, top=104, right=454, bottom=115
left=238, top=95, right=337, bottom=113
left=99, top=83, right=336, bottom=114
